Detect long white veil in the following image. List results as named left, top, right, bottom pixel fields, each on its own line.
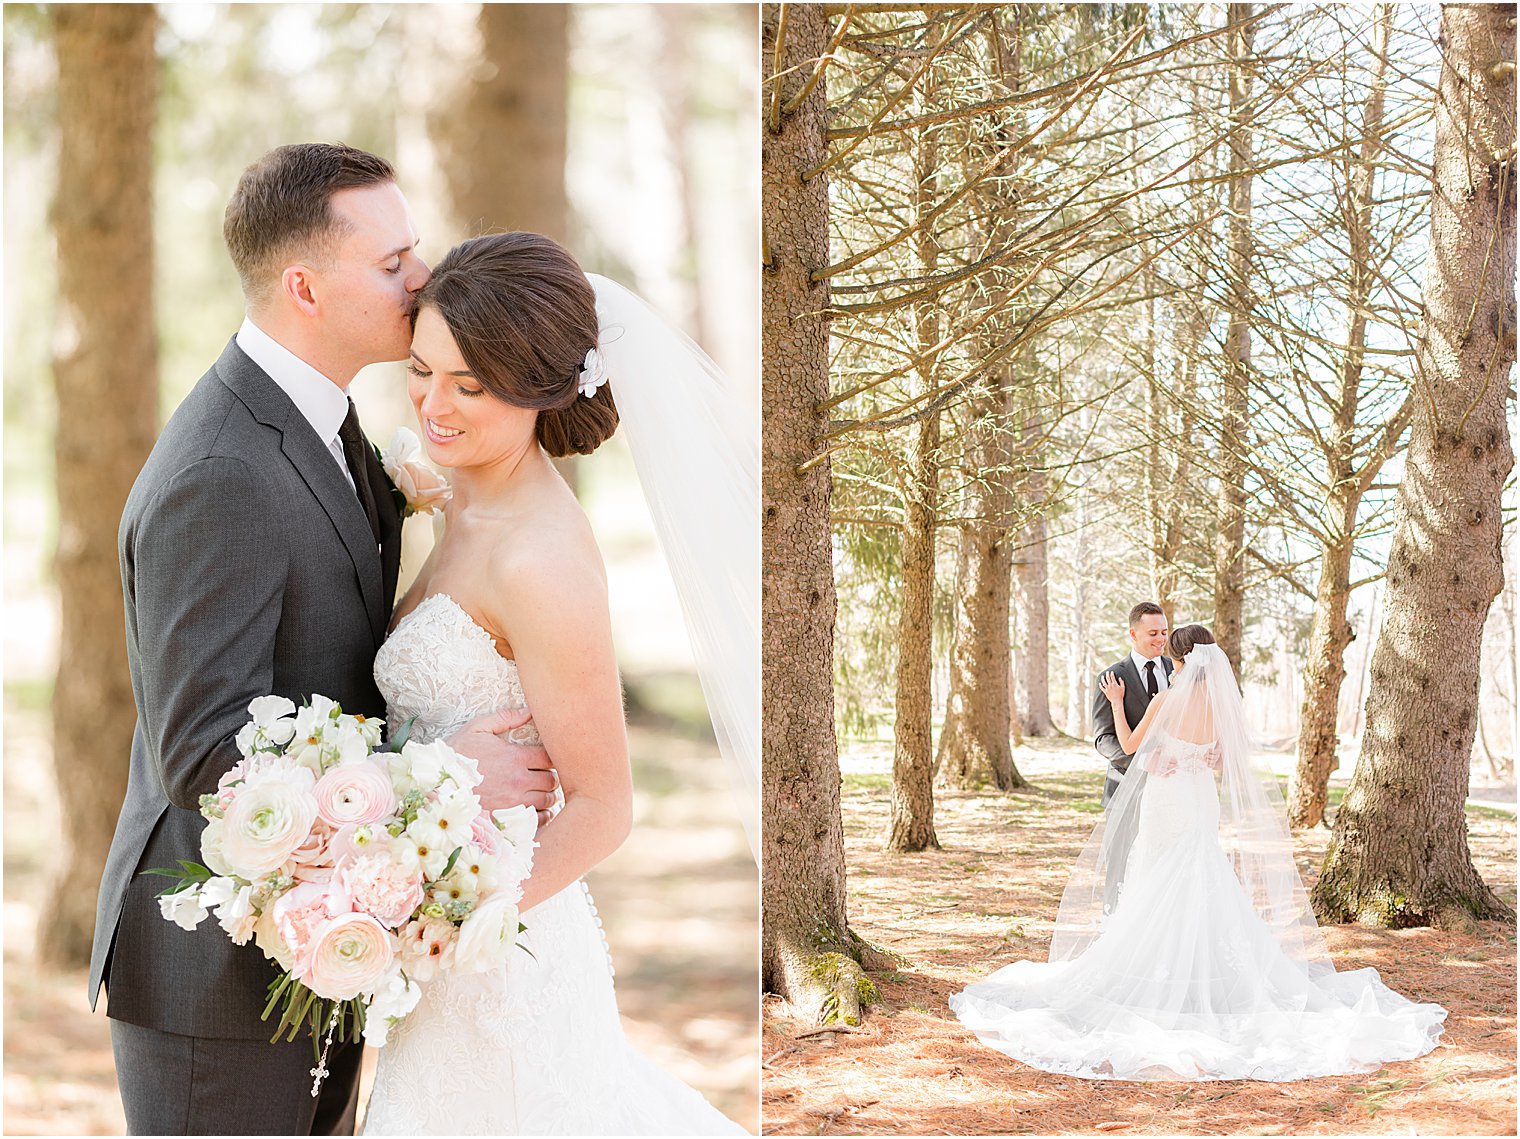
left=1050, top=643, right=1333, bottom=975
left=588, top=275, right=759, bottom=860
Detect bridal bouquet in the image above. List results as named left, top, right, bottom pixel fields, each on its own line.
left=149, top=694, right=536, bottom=1054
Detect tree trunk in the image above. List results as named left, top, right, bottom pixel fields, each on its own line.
left=1012, top=411, right=1056, bottom=738
left=1312, top=3, right=1515, bottom=930
left=42, top=3, right=159, bottom=968
left=1214, top=1, right=1255, bottom=678
left=888, top=404, right=942, bottom=850
left=1287, top=7, right=1392, bottom=829
left=760, top=4, right=879, bottom=1023
left=1288, top=535, right=1356, bottom=828
left=434, top=4, right=568, bottom=241
left=887, top=76, right=944, bottom=854
left=938, top=503, right=1024, bottom=790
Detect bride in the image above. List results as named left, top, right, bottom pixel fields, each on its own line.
left=360, top=233, right=752, bottom=1134
left=951, top=624, right=1446, bottom=1082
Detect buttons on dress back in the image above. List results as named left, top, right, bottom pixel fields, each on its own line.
left=580, top=881, right=617, bottom=980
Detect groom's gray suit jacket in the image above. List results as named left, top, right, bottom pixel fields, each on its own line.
left=1092, top=654, right=1173, bottom=807
left=88, top=337, right=402, bottom=1038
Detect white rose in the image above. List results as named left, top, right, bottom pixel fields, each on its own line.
left=453, top=895, right=521, bottom=975
left=159, top=887, right=210, bottom=931
left=199, top=818, right=236, bottom=877
left=221, top=776, right=319, bottom=878
left=253, top=905, right=295, bottom=971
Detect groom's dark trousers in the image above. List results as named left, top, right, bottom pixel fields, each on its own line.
left=1092, top=654, right=1172, bottom=913
left=89, top=339, right=401, bottom=1135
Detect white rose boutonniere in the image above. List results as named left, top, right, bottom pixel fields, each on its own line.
left=379, top=426, right=451, bottom=518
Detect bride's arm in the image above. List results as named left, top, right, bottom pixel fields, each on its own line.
left=1099, top=686, right=1166, bottom=757
left=1097, top=673, right=1167, bottom=755
left=488, top=537, right=632, bottom=913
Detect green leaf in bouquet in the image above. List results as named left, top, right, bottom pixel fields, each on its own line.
left=141, top=860, right=213, bottom=894
left=383, top=714, right=419, bottom=753
left=518, top=921, right=536, bottom=961
left=437, top=845, right=463, bottom=881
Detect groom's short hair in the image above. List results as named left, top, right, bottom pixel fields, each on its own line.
left=223, top=142, right=396, bottom=305
left=1128, top=601, right=1164, bottom=627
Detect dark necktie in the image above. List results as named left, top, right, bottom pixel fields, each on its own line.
left=337, top=398, right=383, bottom=546
left=1145, top=660, right=1158, bottom=696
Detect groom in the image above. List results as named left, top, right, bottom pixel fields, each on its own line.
left=88, top=144, right=558, bottom=1135
left=1092, top=600, right=1173, bottom=807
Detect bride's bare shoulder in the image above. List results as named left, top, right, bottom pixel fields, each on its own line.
left=482, top=493, right=609, bottom=618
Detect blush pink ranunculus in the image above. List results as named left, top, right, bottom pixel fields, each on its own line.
left=299, top=912, right=395, bottom=1001
left=340, top=855, right=426, bottom=929
left=313, top=761, right=397, bottom=828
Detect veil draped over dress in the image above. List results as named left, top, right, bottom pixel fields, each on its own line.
left=951, top=643, right=1446, bottom=1082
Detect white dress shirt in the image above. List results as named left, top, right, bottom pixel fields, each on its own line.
left=1130, top=649, right=1170, bottom=695
left=236, top=317, right=354, bottom=490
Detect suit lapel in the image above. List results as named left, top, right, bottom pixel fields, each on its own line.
left=215, top=338, right=388, bottom=645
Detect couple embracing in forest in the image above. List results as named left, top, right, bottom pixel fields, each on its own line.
left=949, top=602, right=1447, bottom=1082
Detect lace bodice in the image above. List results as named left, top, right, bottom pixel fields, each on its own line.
left=374, top=593, right=541, bottom=746
left=363, top=592, right=741, bottom=1134
left=1146, top=733, right=1218, bottom=777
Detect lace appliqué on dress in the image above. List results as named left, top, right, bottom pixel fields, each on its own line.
left=362, top=594, right=741, bottom=1135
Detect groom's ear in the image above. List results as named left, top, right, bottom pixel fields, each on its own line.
left=280, top=264, right=320, bottom=316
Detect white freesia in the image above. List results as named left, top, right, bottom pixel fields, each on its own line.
left=159, top=887, right=210, bottom=931
left=235, top=695, right=297, bottom=757
left=381, top=426, right=452, bottom=516
left=453, top=894, right=521, bottom=975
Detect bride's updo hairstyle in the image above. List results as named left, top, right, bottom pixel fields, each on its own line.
left=1167, top=623, right=1216, bottom=661
left=412, top=232, right=619, bottom=457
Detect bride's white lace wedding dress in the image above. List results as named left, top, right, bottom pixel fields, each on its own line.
left=361, top=594, right=745, bottom=1135
left=951, top=645, right=1446, bottom=1083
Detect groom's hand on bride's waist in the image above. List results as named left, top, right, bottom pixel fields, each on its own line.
left=447, top=707, right=560, bottom=825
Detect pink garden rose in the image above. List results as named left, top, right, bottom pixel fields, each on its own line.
left=313, top=761, right=397, bottom=828
left=272, top=880, right=352, bottom=972
left=340, top=856, right=426, bottom=929
left=300, top=912, right=395, bottom=1001
left=468, top=813, right=501, bottom=856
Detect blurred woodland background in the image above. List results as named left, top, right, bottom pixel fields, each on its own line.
left=762, top=0, right=1513, bottom=1069
left=3, top=4, right=758, bottom=1133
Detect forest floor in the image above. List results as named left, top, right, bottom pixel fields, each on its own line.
left=763, top=736, right=1516, bottom=1136
left=3, top=696, right=759, bottom=1136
